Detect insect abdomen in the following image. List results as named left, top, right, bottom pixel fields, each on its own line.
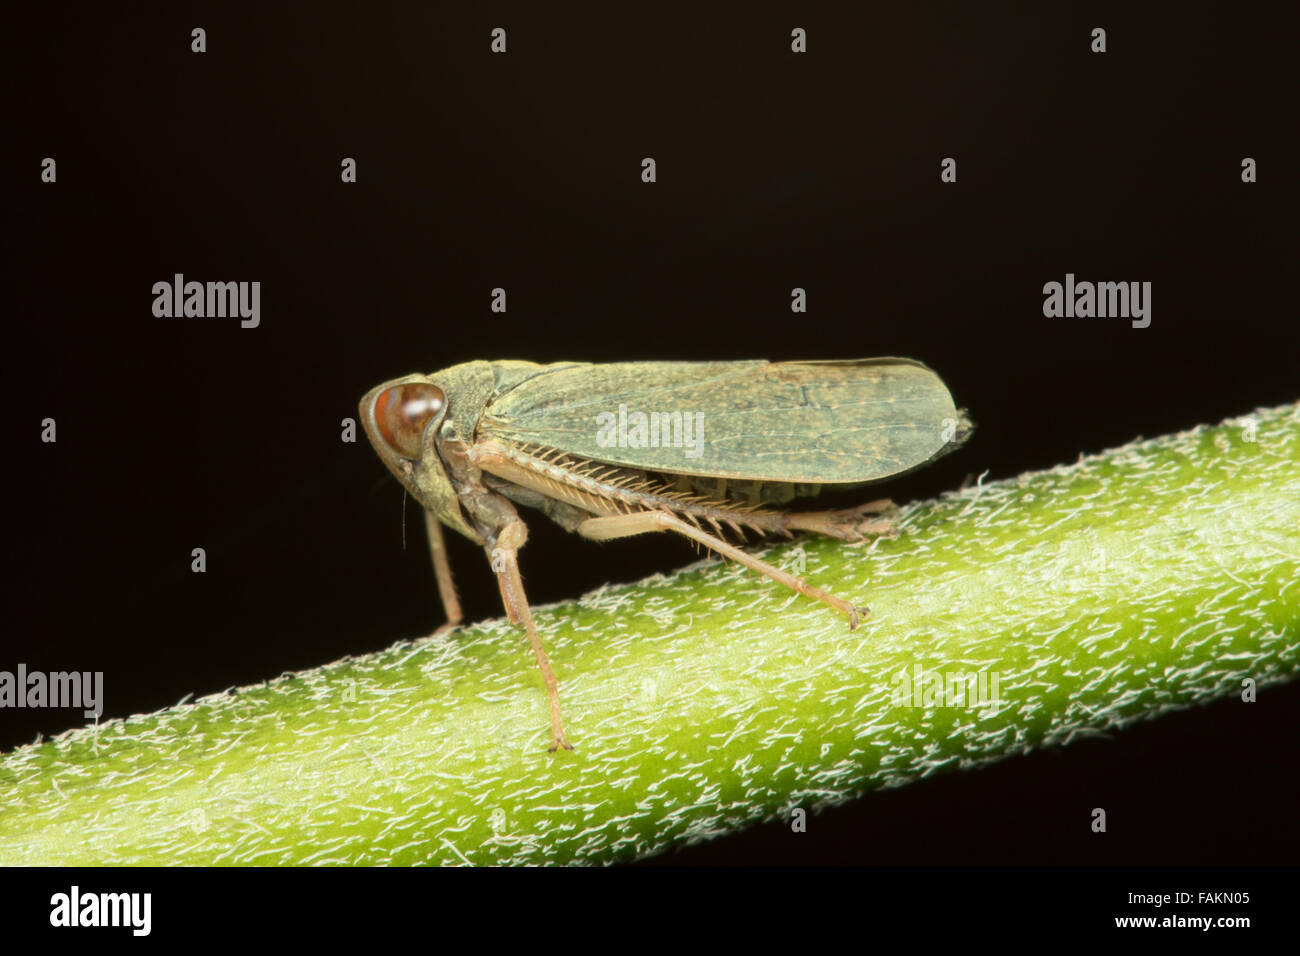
left=473, top=441, right=795, bottom=538
left=678, top=475, right=825, bottom=508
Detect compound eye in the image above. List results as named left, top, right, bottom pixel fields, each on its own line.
left=373, top=383, right=445, bottom=459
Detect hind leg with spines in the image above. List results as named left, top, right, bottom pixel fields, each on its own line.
left=578, top=509, right=870, bottom=628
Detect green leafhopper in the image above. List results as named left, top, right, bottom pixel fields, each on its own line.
left=360, top=359, right=971, bottom=751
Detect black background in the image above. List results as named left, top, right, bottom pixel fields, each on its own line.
left=3, top=1, right=1297, bottom=870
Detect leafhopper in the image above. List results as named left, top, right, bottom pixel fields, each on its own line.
left=360, top=359, right=971, bottom=751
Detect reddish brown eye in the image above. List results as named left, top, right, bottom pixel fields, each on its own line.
left=373, top=383, right=445, bottom=459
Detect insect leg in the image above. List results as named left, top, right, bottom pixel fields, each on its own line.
left=784, top=499, right=899, bottom=541
left=423, top=509, right=463, bottom=636
left=578, top=510, right=868, bottom=628
left=485, top=518, right=574, bottom=752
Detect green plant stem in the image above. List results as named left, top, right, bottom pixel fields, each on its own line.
left=2, top=404, right=1297, bottom=865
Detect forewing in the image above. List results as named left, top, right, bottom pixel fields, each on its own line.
left=477, top=358, right=958, bottom=484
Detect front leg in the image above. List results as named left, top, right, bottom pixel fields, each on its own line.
left=423, top=509, right=464, bottom=637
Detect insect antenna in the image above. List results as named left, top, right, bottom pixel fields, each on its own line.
left=401, top=488, right=409, bottom=550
